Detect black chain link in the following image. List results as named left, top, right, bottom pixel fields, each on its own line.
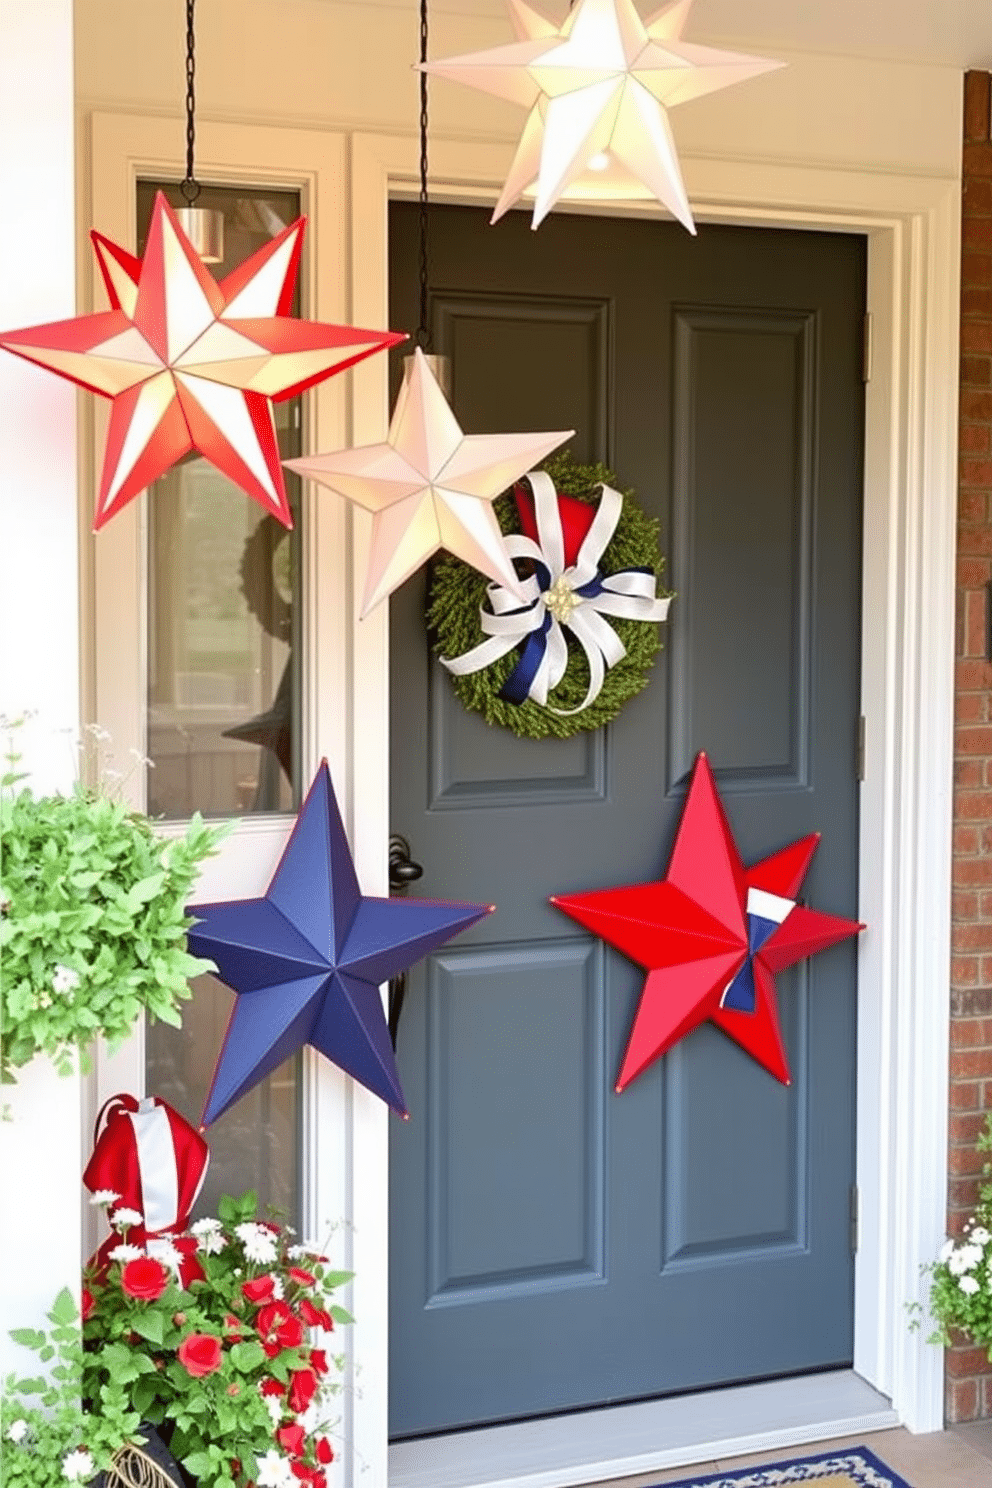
left=416, top=0, right=431, bottom=350
left=180, top=0, right=201, bottom=205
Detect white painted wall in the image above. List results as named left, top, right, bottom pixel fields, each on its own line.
left=0, top=0, right=82, bottom=1369
left=74, top=0, right=963, bottom=183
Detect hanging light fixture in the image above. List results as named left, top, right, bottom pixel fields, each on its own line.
left=404, top=0, right=450, bottom=395
left=421, top=0, right=784, bottom=231
left=175, top=0, right=224, bottom=263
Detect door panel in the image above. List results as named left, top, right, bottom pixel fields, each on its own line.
left=669, top=308, right=815, bottom=785
left=388, top=204, right=864, bottom=1437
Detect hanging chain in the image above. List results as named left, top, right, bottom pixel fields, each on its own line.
left=181, top=0, right=200, bottom=205
left=416, top=0, right=431, bottom=350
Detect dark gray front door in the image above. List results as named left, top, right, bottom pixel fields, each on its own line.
left=387, top=203, right=865, bottom=1438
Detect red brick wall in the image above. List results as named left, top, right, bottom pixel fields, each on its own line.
left=947, top=68, right=992, bottom=1425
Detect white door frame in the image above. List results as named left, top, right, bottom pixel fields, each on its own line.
left=349, top=130, right=961, bottom=1469
left=85, top=108, right=960, bottom=1487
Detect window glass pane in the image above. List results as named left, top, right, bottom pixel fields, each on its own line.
left=136, top=181, right=303, bottom=822
left=138, top=183, right=303, bottom=1225
left=147, top=974, right=300, bottom=1222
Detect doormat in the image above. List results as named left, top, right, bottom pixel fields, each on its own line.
left=653, top=1445, right=911, bottom=1488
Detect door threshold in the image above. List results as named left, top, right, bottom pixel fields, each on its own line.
left=388, top=1369, right=900, bottom=1488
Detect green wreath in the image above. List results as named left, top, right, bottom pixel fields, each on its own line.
left=427, top=452, right=672, bottom=740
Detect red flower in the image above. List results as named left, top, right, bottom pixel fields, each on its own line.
left=288, top=1366, right=318, bottom=1414
left=177, top=1333, right=223, bottom=1378
left=316, top=1438, right=334, bottom=1465
left=277, top=1424, right=306, bottom=1457
left=120, top=1257, right=169, bottom=1302
left=81, top=1287, right=96, bottom=1322
left=224, top=1312, right=244, bottom=1340
left=310, top=1348, right=328, bottom=1376
left=260, top=1378, right=286, bottom=1398
left=290, top=1466, right=325, bottom=1486
left=257, top=1301, right=304, bottom=1351
left=289, top=1267, right=316, bottom=1288
left=299, top=1298, right=332, bottom=1330
left=242, top=1275, right=275, bottom=1305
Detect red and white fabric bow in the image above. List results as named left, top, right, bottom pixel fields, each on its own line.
left=83, top=1093, right=210, bottom=1286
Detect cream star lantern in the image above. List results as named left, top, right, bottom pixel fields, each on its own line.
left=285, top=348, right=573, bottom=615
left=422, top=0, right=783, bottom=230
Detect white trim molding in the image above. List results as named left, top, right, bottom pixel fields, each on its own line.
left=349, top=131, right=961, bottom=1475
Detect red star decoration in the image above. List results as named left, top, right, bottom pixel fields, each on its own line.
left=0, top=192, right=405, bottom=530
left=552, top=752, right=863, bottom=1086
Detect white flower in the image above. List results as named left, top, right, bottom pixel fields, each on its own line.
left=6, top=1420, right=29, bottom=1444
left=52, top=965, right=80, bottom=996
left=236, top=1222, right=278, bottom=1265
left=196, top=1228, right=228, bottom=1255
left=190, top=1217, right=222, bottom=1236
left=271, top=1273, right=285, bottom=1300
left=110, top=1207, right=143, bottom=1230
left=959, top=1274, right=981, bottom=1295
left=286, top=1244, right=311, bottom=1260
left=62, top=1448, right=95, bottom=1482
left=948, top=1243, right=984, bottom=1276
left=191, top=1216, right=228, bottom=1253
left=256, top=1449, right=295, bottom=1487
left=89, top=1189, right=120, bottom=1207
left=147, top=1238, right=183, bottom=1276
left=263, top=1394, right=283, bottom=1427
left=108, top=1243, right=142, bottom=1264
left=970, top=1226, right=991, bottom=1246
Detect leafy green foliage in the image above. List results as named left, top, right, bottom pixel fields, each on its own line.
left=921, top=1114, right=992, bottom=1356
left=0, top=753, right=225, bottom=1081
left=2, top=1288, right=137, bottom=1486
left=427, top=451, right=672, bottom=740
left=77, top=1192, right=351, bottom=1487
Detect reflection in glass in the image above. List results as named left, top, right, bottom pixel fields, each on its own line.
left=137, top=181, right=303, bottom=821
left=146, top=975, right=300, bottom=1224
left=138, top=183, right=304, bottom=1225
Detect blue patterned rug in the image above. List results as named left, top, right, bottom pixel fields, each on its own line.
left=654, top=1445, right=911, bottom=1487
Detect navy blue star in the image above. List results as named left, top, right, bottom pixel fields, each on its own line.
left=188, top=762, right=492, bottom=1124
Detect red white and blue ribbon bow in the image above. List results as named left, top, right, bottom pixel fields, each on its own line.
left=441, top=471, right=670, bottom=715
left=83, top=1093, right=210, bottom=1285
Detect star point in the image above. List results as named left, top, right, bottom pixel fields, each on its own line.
left=286, top=347, right=573, bottom=615
left=553, top=752, right=863, bottom=1087
left=0, top=192, right=406, bottom=530
left=188, top=761, right=493, bottom=1124
left=422, top=0, right=783, bottom=230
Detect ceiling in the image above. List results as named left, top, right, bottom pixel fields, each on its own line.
left=429, top=0, right=992, bottom=70
left=689, top=0, right=992, bottom=70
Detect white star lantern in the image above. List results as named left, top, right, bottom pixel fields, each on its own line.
left=422, top=0, right=783, bottom=230
left=286, top=348, right=573, bottom=615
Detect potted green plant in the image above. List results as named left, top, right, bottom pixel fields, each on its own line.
left=918, top=1112, right=992, bottom=1356
left=2, top=1287, right=137, bottom=1487
left=0, top=724, right=223, bottom=1083
left=5, top=1191, right=351, bottom=1488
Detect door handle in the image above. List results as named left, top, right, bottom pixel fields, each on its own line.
left=388, top=835, right=423, bottom=1047
left=389, top=834, right=424, bottom=891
